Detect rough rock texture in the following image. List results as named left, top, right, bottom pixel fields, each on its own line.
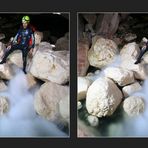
left=26, top=73, right=38, bottom=89
left=0, top=80, right=8, bottom=91
left=123, top=96, right=145, bottom=116
left=83, top=14, right=97, bottom=25
left=55, top=33, right=69, bottom=51
left=88, top=37, right=118, bottom=69
left=104, top=67, right=135, bottom=86
left=77, top=77, right=92, bottom=100
left=59, top=95, right=69, bottom=123
left=34, top=82, right=69, bottom=122
left=143, top=53, right=148, bottom=64
left=0, top=63, right=13, bottom=80
left=0, top=96, right=9, bottom=115
left=124, top=33, right=137, bottom=42
left=77, top=39, right=90, bottom=76
left=122, top=82, right=142, bottom=97
left=120, top=42, right=140, bottom=60
left=86, top=77, right=123, bottom=117
left=87, top=115, right=99, bottom=127
left=34, top=31, right=43, bottom=45
left=0, top=42, right=5, bottom=60
left=7, top=50, right=23, bottom=68
left=29, top=48, right=69, bottom=84
left=95, top=13, right=120, bottom=37
left=120, top=57, right=147, bottom=80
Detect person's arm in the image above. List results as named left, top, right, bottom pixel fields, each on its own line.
left=12, top=29, right=21, bottom=45
left=30, top=30, right=35, bottom=48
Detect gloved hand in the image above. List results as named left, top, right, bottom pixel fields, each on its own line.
left=7, top=45, right=11, bottom=50
left=28, top=48, right=34, bottom=58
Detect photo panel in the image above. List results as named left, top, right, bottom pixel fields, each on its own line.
left=77, top=12, right=148, bottom=137
left=0, top=12, right=70, bottom=137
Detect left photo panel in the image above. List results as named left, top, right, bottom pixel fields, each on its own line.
left=0, top=12, right=70, bottom=137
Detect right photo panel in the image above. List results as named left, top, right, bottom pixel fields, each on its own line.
left=77, top=12, right=148, bottom=137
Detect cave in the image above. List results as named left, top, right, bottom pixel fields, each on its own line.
left=0, top=13, right=69, bottom=44
left=78, top=13, right=148, bottom=137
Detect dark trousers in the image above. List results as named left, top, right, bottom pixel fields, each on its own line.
left=1, top=44, right=30, bottom=72
left=136, top=47, right=148, bottom=62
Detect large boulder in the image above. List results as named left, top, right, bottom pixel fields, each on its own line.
left=77, top=39, right=90, bottom=76
left=29, top=47, right=69, bottom=84
left=0, top=80, right=8, bottom=91
left=55, top=33, right=69, bottom=51
left=104, top=67, right=135, bottom=86
left=143, top=52, right=148, bottom=64
left=120, top=42, right=140, bottom=60
left=34, top=31, right=43, bottom=45
left=59, top=95, right=69, bottom=123
left=86, top=77, right=123, bottom=117
left=31, top=41, right=53, bottom=56
left=120, top=57, right=147, bottom=80
left=0, top=42, right=5, bottom=60
left=123, top=96, right=145, bottom=116
left=0, top=96, right=9, bottom=115
left=95, top=13, right=120, bottom=37
left=82, top=14, right=97, bottom=25
left=0, top=63, right=14, bottom=80
left=77, top=76, right=92, bottom=100
left=122, top=82, right=142, bottom=98
left=26, top=73, right=38, bottom=89
left=34, top=82, right=69, bottom=123
left=120, top=42, right=147, bottom=80
left=88, top=37, right=118, bottom=69
left=7, top=50, right=23, bottom=68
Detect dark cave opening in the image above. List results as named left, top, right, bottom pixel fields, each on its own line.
left=0, top=13, right=69, bottom=44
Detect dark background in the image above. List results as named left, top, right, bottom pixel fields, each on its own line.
left=0, top=13, right=69, bottom=43
left=0, top=0, right=148, bottom=147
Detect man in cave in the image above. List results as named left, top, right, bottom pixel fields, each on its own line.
left=135, top=37, right=148, bottom=64
left=0, top=15, right=35, bottom=74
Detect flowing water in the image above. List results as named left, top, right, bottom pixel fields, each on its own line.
left=0, top=69, right=67, bottom=137
left=78, top=55, right=148, bottom=137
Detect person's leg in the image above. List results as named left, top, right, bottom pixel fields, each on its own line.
left=22, top=47, right=29, bottom=74
left=0, top=45, right=18, bottom=64
left=135, top=47, right=148, bottom=64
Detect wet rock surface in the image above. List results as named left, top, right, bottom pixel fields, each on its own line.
left=78, top=13, right=148, bottom=137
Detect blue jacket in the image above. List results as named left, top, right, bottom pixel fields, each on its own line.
left=13, top=26, right=35, bottom=48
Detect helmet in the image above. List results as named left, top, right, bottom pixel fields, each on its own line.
left=22, top=16, right=30, bottom=23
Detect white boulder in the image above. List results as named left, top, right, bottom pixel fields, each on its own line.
left=88, top=37, right=118, bottom=69
left=86, top=77, right=123, bottom=117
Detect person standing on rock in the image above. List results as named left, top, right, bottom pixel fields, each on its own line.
left=0, top=16, right=35, bottom=74
left=135, top=37, right=148, bottom=64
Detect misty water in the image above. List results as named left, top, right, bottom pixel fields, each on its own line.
left=0, top=68, right=67, bottom=137
left=78, top=55, right=148, bottom=137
